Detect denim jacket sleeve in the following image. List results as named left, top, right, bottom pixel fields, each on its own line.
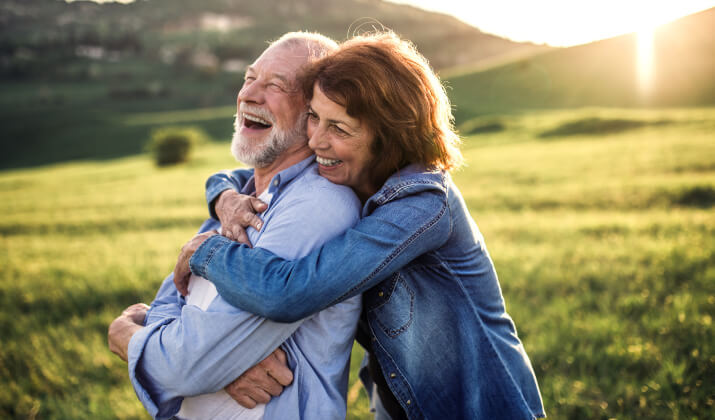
left=204, top=168, right=254, bottom=219
left=190, top=188, right=451, bottom=322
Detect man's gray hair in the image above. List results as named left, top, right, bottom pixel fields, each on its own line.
left=269, top=32, right=338, bottom=62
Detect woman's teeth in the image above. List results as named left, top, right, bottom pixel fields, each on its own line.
left=316, top=156, right=342, bottom=166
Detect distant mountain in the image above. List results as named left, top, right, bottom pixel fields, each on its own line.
left=0, top=0, right=548, bottom=79
left=447, top=7, right=715, bottom=119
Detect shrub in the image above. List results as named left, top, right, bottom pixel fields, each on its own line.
left=145, top=126, right=206, bottom=166
left=460, top=117, right=506, bottom=135
left=539, top=117, right=670, bottom=138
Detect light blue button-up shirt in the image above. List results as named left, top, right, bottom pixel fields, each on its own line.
left=127, top=157, right=362, bottom=419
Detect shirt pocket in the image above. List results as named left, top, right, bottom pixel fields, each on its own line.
left=367, top=273, right=415, bottom=338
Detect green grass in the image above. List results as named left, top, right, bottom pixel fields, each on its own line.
left=1, top=108, right=714, bottom=419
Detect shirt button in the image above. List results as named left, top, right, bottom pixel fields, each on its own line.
left=378, top=291, right=384, bottom=297
left=390, top=373, right=396, bottom=378
left=273, top=180, right=279, bottom=186
left=406, top=400, right=411, bottom=405
left=371, top=336, right=376, bottom=341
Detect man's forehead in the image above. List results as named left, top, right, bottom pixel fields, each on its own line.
left=248, top=44, right=309, bottom=79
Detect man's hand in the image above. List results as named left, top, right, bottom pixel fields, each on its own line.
left=108, top=303, right=149, bottom=362
left=173, top=230, right=219, bottom=296
left=215, top=190, right=267, bottom=246
left=224, top=347, right=293, bottom=408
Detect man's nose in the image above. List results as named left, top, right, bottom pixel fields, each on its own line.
left=237, top=81, right=263, bottom=105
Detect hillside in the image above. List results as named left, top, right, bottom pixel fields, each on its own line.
left=447, top=7, right=715, bottom=121
left=0, top=0, right=547, bottom=77
left=0, top=0, right=548, bottom=169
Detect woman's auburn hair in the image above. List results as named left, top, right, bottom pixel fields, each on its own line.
left=300, top=31, right=462, bottom=188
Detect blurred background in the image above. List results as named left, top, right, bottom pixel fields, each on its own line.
left=0, top=0, right=713, bottom=418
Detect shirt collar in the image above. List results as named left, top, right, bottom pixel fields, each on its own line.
left=240, top=155, right=316, bottom=205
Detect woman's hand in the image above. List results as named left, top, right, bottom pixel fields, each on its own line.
left=215, top=190, right=267, bottom=246
left=173, top=230, right=219, bottom=295
left=224, top=347, right=294, bottom=408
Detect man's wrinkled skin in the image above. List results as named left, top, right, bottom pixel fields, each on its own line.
left=225, top=348, right=294, bottom=408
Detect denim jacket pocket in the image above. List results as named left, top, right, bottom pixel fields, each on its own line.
left=367, top=273, right=415, bottom=338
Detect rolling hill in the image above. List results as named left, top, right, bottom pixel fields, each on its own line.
left=447, top=7, right=715, bottom=121
left=0, top=0, right=548, bottom=169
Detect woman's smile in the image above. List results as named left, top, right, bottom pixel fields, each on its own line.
left=307, top=83, right=378, bottom=200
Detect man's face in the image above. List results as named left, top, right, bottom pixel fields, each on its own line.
left=231, top=44, right=309, bottom=168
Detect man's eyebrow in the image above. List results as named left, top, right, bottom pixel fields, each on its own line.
left=272, top=73, right=292, bottom=85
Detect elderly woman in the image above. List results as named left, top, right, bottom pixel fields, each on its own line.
left=181, top=32, right=545, bottom=419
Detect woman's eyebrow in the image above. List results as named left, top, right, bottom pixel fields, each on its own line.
left=308, top=106, right=357, bottom=130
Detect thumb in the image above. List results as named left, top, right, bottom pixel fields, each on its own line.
left=250, top=197, right=268, bottom=212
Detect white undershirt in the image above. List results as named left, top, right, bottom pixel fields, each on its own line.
left=176, top=225, right=266, bottom=420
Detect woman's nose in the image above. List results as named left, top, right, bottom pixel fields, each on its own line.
left=308, top=126, right=327, bottom=150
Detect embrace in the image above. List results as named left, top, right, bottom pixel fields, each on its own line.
left=108, top=31, right=545, bottom=420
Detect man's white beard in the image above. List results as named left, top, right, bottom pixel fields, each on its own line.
left=231, top=106, right=306, bottom=168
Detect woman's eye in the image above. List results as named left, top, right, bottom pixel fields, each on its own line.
left=307, top=112, right=319, bottom=121
left=331, top=125, right=349, bottom=137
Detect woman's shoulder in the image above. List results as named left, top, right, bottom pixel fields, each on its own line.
left=370, top=164, right=449, bottom=204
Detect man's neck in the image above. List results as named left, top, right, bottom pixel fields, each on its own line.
left=253, top=143, right=313, bottom=197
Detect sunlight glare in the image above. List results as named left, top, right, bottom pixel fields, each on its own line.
left=636, top=26, right=655, bottom=99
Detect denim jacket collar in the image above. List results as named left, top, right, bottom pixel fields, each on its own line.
left=363, top=164, right=447, bottom=216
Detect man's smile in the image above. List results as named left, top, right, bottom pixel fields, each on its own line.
left=242, top=113, right=273, bottom=130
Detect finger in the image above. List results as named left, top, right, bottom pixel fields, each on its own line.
left=245, top=388, right=272, bottom=405
left=246, top=214, right=264, bottom=232
left=250, top=197, right=268, bottom=212
left=273, top=348, right=287, bottom=364
left=245, top=370, right=284, bottom=396
left=234, top=227, right=253, bottom=248
left=263, top=352, right=293, bottom=386
left=232, top=394, right=258, bottom=409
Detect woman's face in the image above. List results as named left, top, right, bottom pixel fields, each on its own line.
left=307, top=83, right=377, bottom=200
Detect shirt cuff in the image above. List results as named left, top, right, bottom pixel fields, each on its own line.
left=128, top=319, right=183, bottom=420
left=189, top=234, right=233, bottom=279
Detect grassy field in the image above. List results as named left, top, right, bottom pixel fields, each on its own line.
left=1, top=107, right=713, bottom=419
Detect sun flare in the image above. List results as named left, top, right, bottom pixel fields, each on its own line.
left=636, top=26, right=655, bottom=98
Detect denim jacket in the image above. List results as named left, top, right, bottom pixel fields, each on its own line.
left=193, top=164, right=545, bottom=419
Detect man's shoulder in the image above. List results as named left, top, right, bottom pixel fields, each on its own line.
left=251, top=162, right=360, bottom=259
left=284, top=162, right=361, bottom=214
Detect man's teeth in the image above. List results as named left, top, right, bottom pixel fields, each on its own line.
left=316, top=156, right=342, bottom=166
left=243, top=113, right=271, bottom=126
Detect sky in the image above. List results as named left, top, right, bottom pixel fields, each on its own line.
left=386, top=0, right=715, bottom=46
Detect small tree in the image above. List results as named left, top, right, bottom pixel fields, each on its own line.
left=146, top=126, right=206, bottom=166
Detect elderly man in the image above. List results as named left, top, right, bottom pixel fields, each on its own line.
left=108, top=32, right=362, bottom=420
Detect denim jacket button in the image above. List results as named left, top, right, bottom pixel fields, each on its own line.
left=406, top=400, right=411, bottom=405
left=390, top=373, right=396, bottom=378
left=378, top=291, right=384, bottom=297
